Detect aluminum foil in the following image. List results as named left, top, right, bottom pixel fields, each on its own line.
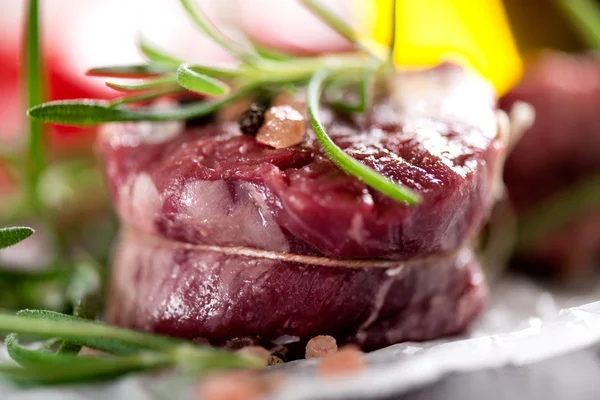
left=1, top=272, right=600, bottom=399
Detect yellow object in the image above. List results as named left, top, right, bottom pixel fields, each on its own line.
left=359, top=0, right=523, bottom=95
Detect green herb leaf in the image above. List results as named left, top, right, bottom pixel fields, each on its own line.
left=176, top=63, right=241, bottom=79
left=0, top=310, right=181, bottom=354
left=87, top=64, right=172, bottom=78
left=0, top=352, right=171, bottom=386
left=109, top=87, right=184, bottom=108
left=0, top=227, right=35, bottom=250
left=250, top=41, right=294, bottom=62
left=0, top=267, right=68, bottom=283
left=138, top=36, right=184, bottom=68
left=180, top=0, right=255, bottom=62
left=0, top=312, right=260, bottom=386
left=176, top=64, right=230, bottom=95
left=105, top=76, right=178, bottom=92
left=307, top=70, right=421, bottom=205
left=556, top=0, right=600, bottom=49
left=28, top=85, right=256, bottom=125
left=1, top=342, right=256, bottom=387
left=6, top=333, right=98, bottom=368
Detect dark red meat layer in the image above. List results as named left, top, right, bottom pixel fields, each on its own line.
left=99, top=64, right=502, bottom=260
left=501, top=52, right=600, bottom=271
left=107, top=230, right=487, bottom=351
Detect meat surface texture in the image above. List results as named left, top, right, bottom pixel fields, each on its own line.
left=100, top=64, right=503, bottom=261
left=501, top=52, right=600, bottom=272
left=103, top=64, right=502, bottom=350
left=107, top=230, right=487, bottom=352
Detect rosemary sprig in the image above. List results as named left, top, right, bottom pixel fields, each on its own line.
left=0, top=227, right=35, bottom=250
left=1, top=310, right=178, bottom=353
left=29, top=85, right=257, bottom=124
left=108, top=86, right=184, bottom=108
left=87, top=64, right=172, bottom=78
left=138, top=36, right=184, bottom=68
left=308, top=70, right=421, bottom=204
left=27, top=0, right=421, bottom=207
left=176, top=64, right=230, bottom=95
left=179, top=0, right=256, bottom=62
left=24, top=0, right=44, bottom=209
left=105, top=76, right=178, bottom=92
left=0, top=310, right=260, bottom=386
left=300, top=0, right=377, bottom=58
left=0, top=352, right=172, bottom=386
left=0, top=230, right=257, bottom=385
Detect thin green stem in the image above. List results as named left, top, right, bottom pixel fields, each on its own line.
left=179, top=0, right=257, bottom=62
left=300, top=0, right=379, bottom=59
left=0, top=351, right=172, bottom=386
left=138, top=36, right=184, bottom=68
left=0, top=310, right=181, bottom=354
left=87, top=64, right=172, bottom=78
left=24, top=0, right=44, bottom=213
left=105, top=76, right=178, bottom=92
left=109, top=87, right=184, bottom=108
left=307, top=70, right=421, bottom=205
left=176, top=64, right=230, bottom=95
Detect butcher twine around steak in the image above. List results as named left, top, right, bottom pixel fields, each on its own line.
left=101, top=64, right=508, bottom=351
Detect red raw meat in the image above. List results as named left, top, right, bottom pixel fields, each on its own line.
left=108, top=230, right=486, bottom=351
left=100, top=64, right=503, bottom=260
left=103, top=64, right=502, bottom=350
left=501, top=52, right=600, bottom=272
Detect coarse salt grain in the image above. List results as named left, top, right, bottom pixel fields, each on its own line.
left=236, top=346, right=271, bottom=367
left=305, top=335, right=338, bottom=359
left=317, top=346, right=365, bottom=377
left=256, top=105, right=305, bottom=149
left=197, top=372, right=260, bottom=400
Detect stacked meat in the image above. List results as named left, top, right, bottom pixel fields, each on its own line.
left=101, top=64, right=506, bottom=351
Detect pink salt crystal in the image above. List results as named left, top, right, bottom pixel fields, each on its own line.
left=256, top=105, right=305, bottom=149
left=317, top=346, right=365, bottom=377
left=236, top=346, right=271, bottom=367
left=197, top=372, right=260, bottom=400
left=305, top=335, right=338, bottom=359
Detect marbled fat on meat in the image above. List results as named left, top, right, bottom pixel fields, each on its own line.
left=107, top=230, right=486, bottom=351
left=100, top=64, right=503, bottom=260
left=102, top=64, right=502, bottom=350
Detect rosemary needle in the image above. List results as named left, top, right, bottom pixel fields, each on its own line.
left=27, top=0, right=422, bottom=208
left=0, top=227, right=35, bottom=250
left=307, top=70, right=421, bottom=205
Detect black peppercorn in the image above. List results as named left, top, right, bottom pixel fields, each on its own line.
left=239, top=103, right=268, bottom=135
